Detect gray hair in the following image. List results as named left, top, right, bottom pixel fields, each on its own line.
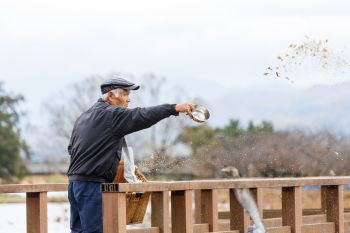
left=102, top=88, right=124, bottom=101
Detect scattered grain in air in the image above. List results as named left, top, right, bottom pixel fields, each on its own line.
left=263, top=36, right=350, bottom=82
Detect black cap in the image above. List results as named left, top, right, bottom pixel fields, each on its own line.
left=100, top=75, right=140, bottom=94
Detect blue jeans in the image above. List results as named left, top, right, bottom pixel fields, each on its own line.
left=68, top=181, right=103, bottom=233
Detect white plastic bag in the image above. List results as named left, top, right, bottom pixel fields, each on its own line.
left=121, top=146, right=141, bottom=183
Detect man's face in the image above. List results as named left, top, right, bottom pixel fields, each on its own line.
left=108, top=89, right=131, bottom=108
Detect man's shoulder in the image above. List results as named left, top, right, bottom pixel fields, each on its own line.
left=92, top=99, right=124, bottom=114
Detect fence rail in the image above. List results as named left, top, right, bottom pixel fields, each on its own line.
left=1, top=177, right=350, bottom=233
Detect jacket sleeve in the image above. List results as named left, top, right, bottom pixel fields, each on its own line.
left=111, top=104, right=178, bottom=137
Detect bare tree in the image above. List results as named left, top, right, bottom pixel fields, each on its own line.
left=188, top=129, right=350, bottom=178
left=44, top=75, right=104, bottom=140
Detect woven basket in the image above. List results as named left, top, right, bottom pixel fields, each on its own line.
left=113, top=160, right=150, bottom=224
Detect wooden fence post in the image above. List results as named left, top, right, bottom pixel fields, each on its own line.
left=171, top=190, right=193, bottom=233
left=230, top=189, right=250, bottom=233
left=321, top=185, right=344, bottom=233
left=282, top=186, right=302, bottom=233
left=26, top=192, right=48, bottom=233
left=152, top=191, right=171, bottom=233
left=194, top=190, right=201, bottom=223
left=102, top=192, right=126, bottom=233
left=321, top=186, right=327, bottom=214
left=200, top=189, right=219, bottom=232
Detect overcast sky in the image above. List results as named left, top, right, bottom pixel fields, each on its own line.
left=1, top=0, right=350, bottom=145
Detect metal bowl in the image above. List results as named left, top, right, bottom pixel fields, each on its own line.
left=192, top=105, right=210, bottom=123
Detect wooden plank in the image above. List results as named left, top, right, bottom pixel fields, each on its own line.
left=303, top=214, right=327, bottom=224
left=171, top=190, right=193, bottom=233
left=301, top=222, right=335, bottom=233
left=250, top=188, right=263, bottom=218
left=263, top=215, right=328, bottom=228
left=2, top=177, right=350, bottom=194
left=217, top=209, right=329, bottom=220
left=345, top=213, right=350, bottom=221
left=102, top=177, right=350, bottom=193
left=282, top=187, right=302, bottom=233
left=194, top=190, right=202, bottom=224
left=321, top=186, right=328, bottom=214
left=26, top=192, right=47, bottom=233
left=224, top=217, right=283, bottom=229
left=102, top=192, right=126, bottom=233
left=261, top=209, right=326, bottom=219
left=218, top=219, right=230, bottom=231
left=258, top=222, right=334, bottom=233
left=200, top=189, right=219, bottom=231
left=322, top=185, right=344, bottom=233
left=151, top=191, right=170, bottom=233
left=218, top=220, right=291, bottom=233
left=266, top=226, right=291, bottom=233
left=127, top=227, right=159, bottom=233
left=189, top=177, right=350, bottom=189
left=193, top=223, right=209, bottom=233
left=219, top=213, right=337, bottom=231
left=0, top=184, right=67, bottom=193
left=103, top=181, right=190, bottom=193
left=229, top=189, right=250, bottom=233
left=264, top=218, right=282, bottom=228
left=211, top=231, right=239, bottom=233
left=344, top=221, right=350, bottom=231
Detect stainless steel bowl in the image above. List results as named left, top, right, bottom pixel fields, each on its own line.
left=192, top=105, right=210, bottom=123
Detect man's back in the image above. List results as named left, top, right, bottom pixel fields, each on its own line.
left=68, top=99, right=122, bottom=182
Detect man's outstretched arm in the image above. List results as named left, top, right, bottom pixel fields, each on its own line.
left=111, top=103, right=194, bottom=137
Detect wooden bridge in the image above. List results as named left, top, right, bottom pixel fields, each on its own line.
left=0, top=177, right=350, bottom=233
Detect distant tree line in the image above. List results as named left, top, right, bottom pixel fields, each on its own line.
left=175, top=120, right=349, bottom=178
left=0, top=82, right=29, bottom=183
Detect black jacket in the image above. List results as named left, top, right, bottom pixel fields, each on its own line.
left=67, top=99, right=178, bottom=182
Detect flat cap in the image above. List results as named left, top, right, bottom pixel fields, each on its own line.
left=100, top=75, right=140, bottom=94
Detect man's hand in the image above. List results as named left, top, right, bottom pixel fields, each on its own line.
left=175, top=103, right=195, bottom=116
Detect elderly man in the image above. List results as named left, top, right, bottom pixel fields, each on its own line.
left=67, top=76, right=194, bottom=233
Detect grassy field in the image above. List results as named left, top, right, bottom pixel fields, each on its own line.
left=21, top=173, right=68, bottom=184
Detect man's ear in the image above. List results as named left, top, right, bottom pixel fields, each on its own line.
left=108, top=92, right=115, bottom=99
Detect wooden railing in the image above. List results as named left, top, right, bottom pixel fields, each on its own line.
left=0, top=184, right=67, bottom=233
left=101, top=177, right=350, bottom=233
left=0, top=177, right=349, bottom=233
